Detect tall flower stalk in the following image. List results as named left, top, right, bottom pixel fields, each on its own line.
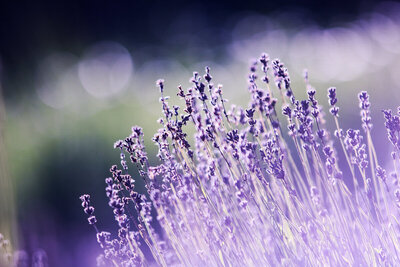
left=81, top=53, right=400, bottom=266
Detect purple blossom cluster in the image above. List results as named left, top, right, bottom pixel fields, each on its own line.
left=81, top=53, right=400, bottom=266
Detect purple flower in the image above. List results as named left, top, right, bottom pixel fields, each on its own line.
left=156, top=79, right=165, bottom=93
left=383, top=109, right=400, bottom=151
left=79, top=52, right=400, bottom=267
left=359, top=91, right=372, bottom=131
left=376, top=166, right=387, bottom=182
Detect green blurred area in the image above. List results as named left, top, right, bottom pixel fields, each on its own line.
left=0, top=86, right=16, bottom=249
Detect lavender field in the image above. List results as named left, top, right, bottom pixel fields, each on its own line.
left=2, top=1, right=400, bottom=266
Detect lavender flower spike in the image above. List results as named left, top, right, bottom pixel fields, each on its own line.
left=328, top=87, right=339, bottom=117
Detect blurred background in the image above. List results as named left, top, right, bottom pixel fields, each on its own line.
left=2, top=0, right=400, bottom=266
